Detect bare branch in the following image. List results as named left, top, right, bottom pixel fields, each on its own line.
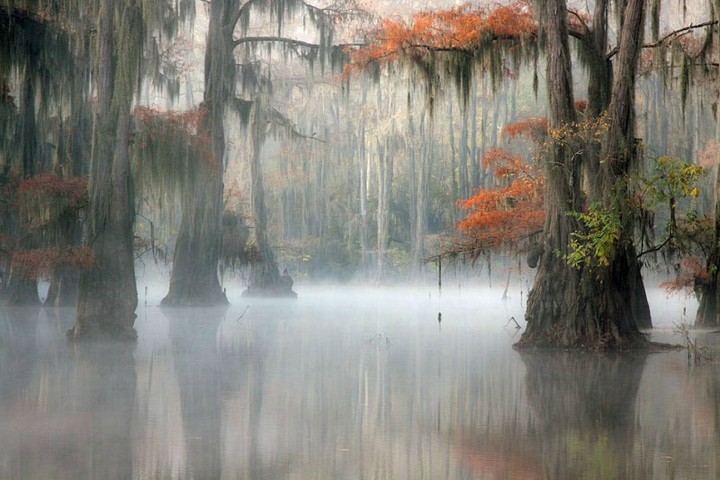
left=607, top=20, right=718, bottom=59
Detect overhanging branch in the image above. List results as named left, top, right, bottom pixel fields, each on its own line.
left=607, top=20, right=718, bottom=59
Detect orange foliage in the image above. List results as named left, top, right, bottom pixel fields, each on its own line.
left=659, top=256, right=706, bottom=292
left=12, top=246, right=95, bottom=279
left=457, top=147, right=544, bottom=250
left=17, top=174, right=88, bottom=207
left=132, top=106, right=206, bottom=136
left=501, top=117, right=548, bottom=140
left=132, top=106, right=217, bottom=171
left=345, top=1, right=536, bottom=75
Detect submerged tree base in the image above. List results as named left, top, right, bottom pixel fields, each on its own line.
left=161, top=288, right=229, bottom=307
left=67, top=317, right=138, bottom=341
left=514, top=326, right=649, bottom=351
left=0, top=277, right=40, bottom=306
left=241, top=284, right=297, bottom=298
left=519, top=238, right=652, bottom=351
left=243, top=262, right=297, bottom=298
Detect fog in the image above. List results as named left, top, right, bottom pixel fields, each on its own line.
left=2, top=283, right=717, bottom=479
left=2, top=0, right=720, bottom=477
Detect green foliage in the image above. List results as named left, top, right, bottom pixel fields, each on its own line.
left=565, top=202, right=622, bottom=269
left=564, top=156, right=707, bottom=270
left=635, top=155, right=705, bottom=206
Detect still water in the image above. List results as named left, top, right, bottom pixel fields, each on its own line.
left=0, top=285, right=717, bottom=479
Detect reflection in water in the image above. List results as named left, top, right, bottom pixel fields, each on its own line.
left=522, top=352, right=648, bottom=479
left=0, top=287, right=718, bottom=478
left=169, top=307, right=225, bottom=480
left=0, top=307, right=135, bottom=479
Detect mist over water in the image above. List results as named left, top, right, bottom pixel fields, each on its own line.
left=0, top=284, right=717, bottom=479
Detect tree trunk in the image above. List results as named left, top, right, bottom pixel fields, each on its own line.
left=45, top=267, right=79, bottom=307
left=162, top=155, right=227, bottom=305
left=69, top=0, right=140, bottom=339
left=581, top=0, right=652, bottom=330
left=1, top=57, right=40, bottom=306
left=162, top=0, right=233, bottom=306
left=470, top=77, right=480, bottom=189
left=518, top=0, right=647, bottom=349
left=446, top=100, right=459, bottom=222
left=459, top=97, right=470, bottom=200
left=359, top=121, right=370, bottom=278
left=695, top=98, right=720, bottom=327
left=411, top=113, right=431, bottom=271
left=243, top=105, right=296, bottom=297
left=375, top=139, right=393, bottom=282
left=597, top=0, right=651, bottom=333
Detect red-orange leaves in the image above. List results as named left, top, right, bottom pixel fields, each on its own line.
left=132, top=106, right=206, bottom=137
left=345, top=2, right=536, bottom=75
left=457, top=147, right=544, bottom=250
left=132, top=106, right=215, bottom=171
left=17, top=174, right=88, bottom=207
left=501, top=117, right=548, bottom=141
left=659, top=256, right=706, bottom=292
left=16, top=174, right=88, bottom=230
left=12, top=246, right=95, bottom=279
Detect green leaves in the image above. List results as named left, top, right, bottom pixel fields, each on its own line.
left=564, top=156, right=707, bottom=271
left=641, top=155, right=705, bottom=203
left=565, top=202, right=621, bottom=269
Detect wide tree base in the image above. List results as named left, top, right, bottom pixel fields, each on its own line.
left=514, top=325, right=648, bottom=351
left=67, top=318, right=138, bottom=341
left=241, top=284, right=297, bottom=298
left=243, top=262, right=297, bottom=298
left=519, top=245, right=649, bottom=351
left=161, top=288, right=229, bottom=307
left=0, top=277, right=40, bottom=306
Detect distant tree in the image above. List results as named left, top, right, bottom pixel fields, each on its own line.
left=13, top=174, right=90, bottom=305
left=163, top=0, right=361, bottom=300
left=0, top=3, right=92, bottom=306
left=70, top=0, right=194, bottom=338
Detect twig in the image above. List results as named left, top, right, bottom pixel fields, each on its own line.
left=505, top=316, right=521, bottom=329
left=636, top=235, right=672, bottom=259
left=236, top=305, right=250, bottom=322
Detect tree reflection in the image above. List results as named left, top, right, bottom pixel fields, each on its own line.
left=0, top=319, right=136, bottom=480
left=70, top=341, right=136, bottom=479
left=521, top=351, right=649, bottom=479
left=168, top=306, right=225, bottom=479
left=217, top=302, right=288, bottom=479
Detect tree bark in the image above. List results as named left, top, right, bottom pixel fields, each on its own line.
left=45, top=267, right=79, bottom=307
left=695, top=96, right=720, bottom=327
left=162, top=0, right=233, bottom=306
left=70, top=0, right=140, bottom=339
left=518, top=0, right=647, bottom=349
left=243, top=104, right=296, bottom=297
left=375, top=139, right=394, bottom=282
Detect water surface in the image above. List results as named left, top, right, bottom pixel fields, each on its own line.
left=0, top=285, right=716, bottom=479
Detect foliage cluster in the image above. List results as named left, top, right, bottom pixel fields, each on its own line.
left=11, top=246, right=94, bottom=279
left=17, top=174, right=88, bottom=208
left=456, top=146, right=544, bottom=253
left=633, top=156, right=704, bottom=206
left=344, top=0, right=537, bottom=99
left=132, top=106, right=211, bottom=168
left=565, top=202, right=621, bottom=269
